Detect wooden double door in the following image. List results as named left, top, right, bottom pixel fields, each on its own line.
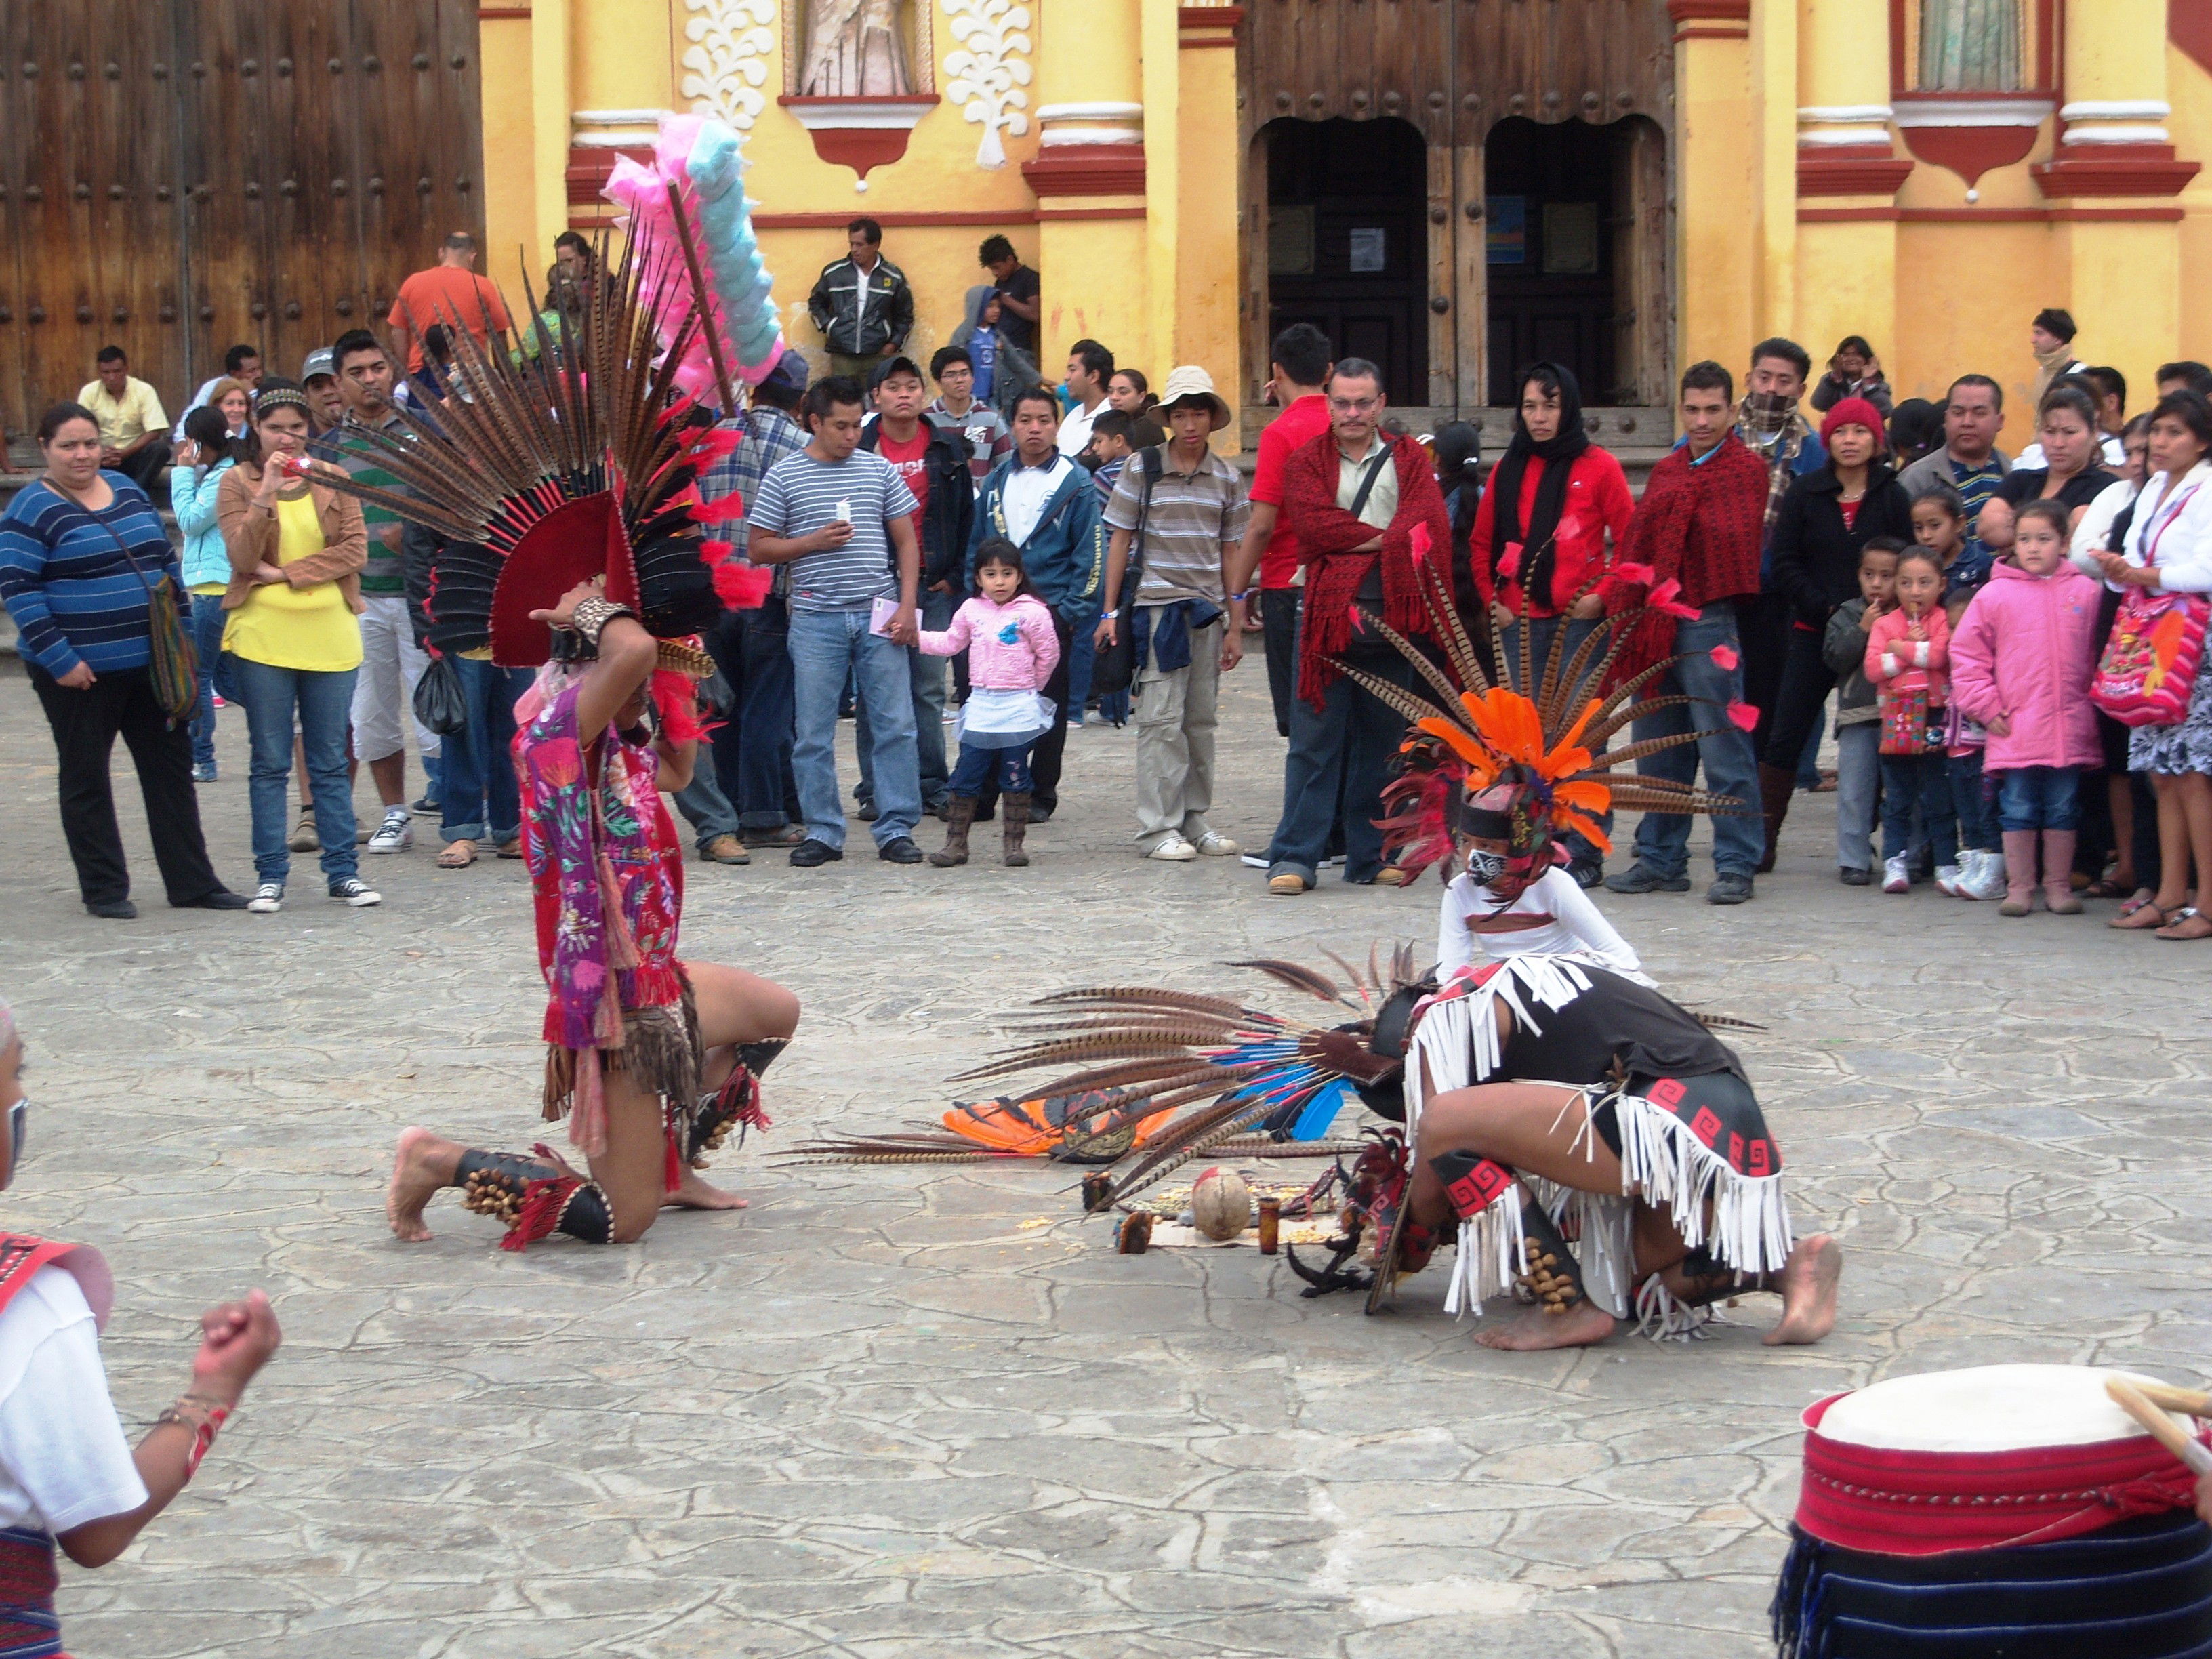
left=1242, top=0, right=1673, bottom=411
left=0, top=1, right=483, bottom=445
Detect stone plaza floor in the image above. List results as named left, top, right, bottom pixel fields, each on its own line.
left=3, top=652, right=2209, bottom=1658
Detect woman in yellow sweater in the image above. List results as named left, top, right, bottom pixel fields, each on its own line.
left=216, top=380, right=377, bottom=914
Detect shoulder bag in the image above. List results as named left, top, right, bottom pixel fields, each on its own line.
left=1086, top=449, right=1162, bottom=699
left=2091, top=482, right=2209, bottom=728
left=83, top=495, right=199, bottom=723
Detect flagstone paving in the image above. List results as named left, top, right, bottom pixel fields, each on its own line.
left=3, top=654, right=2207, bottom=1658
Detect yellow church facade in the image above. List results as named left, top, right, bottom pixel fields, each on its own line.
left=480, top=0, right=2212, bottom=438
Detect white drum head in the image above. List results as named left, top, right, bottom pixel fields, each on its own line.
left=1818, top=1364, right=2168, bottom=1453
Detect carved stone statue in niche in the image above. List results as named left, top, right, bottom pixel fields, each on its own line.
left=798, top=0, right=914, bottom=97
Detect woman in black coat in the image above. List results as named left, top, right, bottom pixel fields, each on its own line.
left=1757, top=396, right=1913, bottom=870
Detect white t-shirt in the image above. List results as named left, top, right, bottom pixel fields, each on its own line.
left=1436, top=865, right=1652, bottom=987
left=0, top=1266, right=146, bottom=1535
left=1001, top=455, right=1071, bottom=546
left=1056, top=399, right=1103, bottom=457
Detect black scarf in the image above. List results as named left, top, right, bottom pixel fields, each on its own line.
left=1486, top=361, right=1591, bottom=611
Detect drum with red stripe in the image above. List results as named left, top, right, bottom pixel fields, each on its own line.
left=1773, top=1365, right=2212, bottom=1658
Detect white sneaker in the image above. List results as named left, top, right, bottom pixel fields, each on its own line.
left=247, top=881, right=285, bottom=914
left=1240, top=853, right=1269, bottom=869
left=1147, top=836, right=1198, bottom=862
left=1965, top=848, right=2009, bottom=901
left=367, top=809, right=412, bottom=854
left=1935, top=863, right=1964, bottom=896
left=1190, top=832, right=1240, bottom=857
left=329, top=878, right=382, bottom=907
left=1882, top=854, right=1911, bottom=894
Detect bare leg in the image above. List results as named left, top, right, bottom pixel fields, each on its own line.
left=1761, top=1236, right=1842, bottom=1345
left=388, top=1126, right=464, bottom=1242
left=586, top=1066, right=677, bottom=1244
left=369, top=750, right=407, bottom=811
left=2109, top=771, right=2136, bottom=889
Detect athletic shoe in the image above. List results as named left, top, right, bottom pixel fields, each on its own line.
left=191, top=762, right=218, bottom=783
left=789, top=839, right=844, bottom=867
left=211, top=693, right=227, bottom=709
left=1838, top=865, right=1872, bottom=886
left=1604, top=865, right=1692, bottom=895
left=1568, top=859, right=1605, bottom=889
left=1267, top=872, right=1309, bottom=896
left=1191, top=832, right=1239, bottom=857
left=329, top=878, right=382, bottom=906
left=248, top=882, right=285, bottom=914
left=1882, top=855, right=1911, bottom=894
left=367, top=809, right=413, bottom=854
left=1705, top=873, right=1754, bottom=905
left=878, top=836, right=924, bottom=864
left=1963, top=848, right=2009, bottom=901
left=1934, top=863, right=1965, bottom=897
left=1147, top=836, right=1198, bottom=862
left=1240, top=853, right=1269, bottom=869
left=412, top=792, right=439, bottom=815
left=287, top=815, right=318, bottom=853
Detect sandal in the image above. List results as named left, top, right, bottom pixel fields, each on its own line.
left=2155, top=906, right=2212, bottom=941
left=494, top=838, right=525, bottom=859
left=2083, top=878, right=2131, bottom=899
left=2110, top=901, right=2171, bottom=930
left=436, top=840, right=478, bottom=869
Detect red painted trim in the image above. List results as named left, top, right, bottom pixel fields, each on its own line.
left=754, top=209, right=1041, bottom=229
left=1021, top=144, right=1147, bottom=197
left=776, top=94, right=942, bottom=111
left=565, top=144, right=651, bottom=209
left=2032, top=148, right=2202, bottom=198
left=1183, top=37, right=1240, bottom=47
left=1675, top=24, right=1750, bottom=41
left=2179, top=0, right=2212, bottom=79
left=1666, top=0, right=1750, bottom=18
left=1896, top=123, right=2042, bottom=191
left=1178, top=5, right=1244, bottom=27
left=478, top=6, right=533, bottom=18
left=1038, top=205, right=1147, bottom=222
left=1797, top=147, right=1916, bottom=197
left=1801, top=205, right=2190, bottom=224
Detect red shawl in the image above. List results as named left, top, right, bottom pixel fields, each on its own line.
left=1279, top=428, right=1449, bottom=706
left=1599, top=434, right=1769, bottom=691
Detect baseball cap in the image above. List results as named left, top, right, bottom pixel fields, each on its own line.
left=760, top=348, right=810, bottom=400
left=301, top=347, right=336, bottom=384
left=868, top=354, right=926, bottom=392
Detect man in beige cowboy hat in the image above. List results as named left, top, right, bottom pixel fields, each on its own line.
left=1097, top=366, right=1250, bottom=859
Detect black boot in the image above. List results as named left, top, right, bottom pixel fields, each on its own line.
left=687, top=1036, right=789, bottom=1166
left=1755, top=763, right=1795, bottom=875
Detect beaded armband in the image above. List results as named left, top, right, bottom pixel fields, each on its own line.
left=156, top=1392, right=232, bottom=1479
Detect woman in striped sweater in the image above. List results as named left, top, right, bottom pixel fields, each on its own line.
left=0, top=403, right=245, bottom=918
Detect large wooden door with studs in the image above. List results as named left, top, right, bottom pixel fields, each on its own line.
left=0, top=0, right=483, bottom=444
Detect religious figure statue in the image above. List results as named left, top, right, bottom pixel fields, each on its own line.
left=1918, top=0, right=2022, bottom=91
left=799, top=0, right=914, bottom=97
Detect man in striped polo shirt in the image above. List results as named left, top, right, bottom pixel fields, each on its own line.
left=316, top=329, right=442, bottom=854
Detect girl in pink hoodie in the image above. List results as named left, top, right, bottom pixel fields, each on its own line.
left=1948, top=499, right=2106, bottom=916
left=917, top=537, right=1062, bottom=869
left=1864, top=547, right=1957, bottom=894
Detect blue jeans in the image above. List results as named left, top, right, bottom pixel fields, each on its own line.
left=707, top=594, right=799, bottom=831
left=230, top=655, right=359, bottom=884
left=949, top=736, right=1034, bottom=796
left=1950, top=748, right=1996, bottom=851
left=1996, top=765, right=2082, bottom=832
left=1879, top=752, right=1956, bottom=864
left=788, top=607, right=922, bottom=849
left=855, top=589, right=953, bottom=810
left=1500, top=615, right=1613, bottom=867
left=1629, top=603, right=1765, bottom=879
left=188, top=597, right=234, bottom=769
left=438, top=657, right=533, bottom=843
left=1835, top=720, right=1879, bottom=872
left=1264, top=647, right=1416, bottom=884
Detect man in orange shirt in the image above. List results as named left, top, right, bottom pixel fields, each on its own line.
left=386, top=232, right=512, bottom=373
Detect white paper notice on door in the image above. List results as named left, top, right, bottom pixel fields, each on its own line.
left=1348, top=227, right=1386, bottom=274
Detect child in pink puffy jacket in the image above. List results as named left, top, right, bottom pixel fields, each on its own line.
left=1864, top=547, right=1957, bottom=894
left=1948, top=499, right=2105, bottom=916
left=917, top=537, right=1062, bottom=869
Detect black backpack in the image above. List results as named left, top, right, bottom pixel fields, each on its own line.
left=1087, top=447, right=1162, bottom=698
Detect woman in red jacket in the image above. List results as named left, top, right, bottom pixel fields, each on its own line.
left=1468, top=361, right=1636, bottom=884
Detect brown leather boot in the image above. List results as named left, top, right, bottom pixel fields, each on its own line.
left=928, top=796, right=975, bottom=866
left=1002, top=790, right=1031, bottom=867
left=1755, top=763, right=1796, bottom=875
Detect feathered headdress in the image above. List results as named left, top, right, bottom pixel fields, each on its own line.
left=1340, top=529, right=1749, bottom=887
left=306, top=226, right=771, bottom=673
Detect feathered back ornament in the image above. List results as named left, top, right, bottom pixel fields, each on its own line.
left=307, top=228, right=765, bottom=667
left=603, top=113, right=783, bottom=406
left=1339, top=528, right=1748, bottom=884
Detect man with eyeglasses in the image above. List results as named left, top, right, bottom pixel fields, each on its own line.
left=1256, top=358, right=1452, bottom=895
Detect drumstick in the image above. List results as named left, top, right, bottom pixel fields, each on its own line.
left=2133, top=1380, right=2212, bottom=1420
left=2106, top=1378, right=2212, bottom=1476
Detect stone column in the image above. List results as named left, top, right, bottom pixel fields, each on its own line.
left=1668, top=2, right=1758, bottom=387
left=1023, top=0, right=1152, bottom=379
left=1793, top=0, right=1908, bottom=382
left=2034, top=0, right=2200, bottom=403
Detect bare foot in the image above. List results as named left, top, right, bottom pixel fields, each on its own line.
left=1475, top=1300, right=1617, bottom=1350
left=666, top=1166, right=748, bottom=1210
left=387, top=1127, right=449, bottom=1242
left=1763, top=1234, right=1841, bottom=1346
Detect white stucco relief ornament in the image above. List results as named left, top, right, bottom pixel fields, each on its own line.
left=943, top=0, right=1031, bottom=169
left=681, top=0, right=777, bottom=131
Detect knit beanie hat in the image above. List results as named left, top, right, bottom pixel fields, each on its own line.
left=1820, top=396, right=1886, bottom=449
